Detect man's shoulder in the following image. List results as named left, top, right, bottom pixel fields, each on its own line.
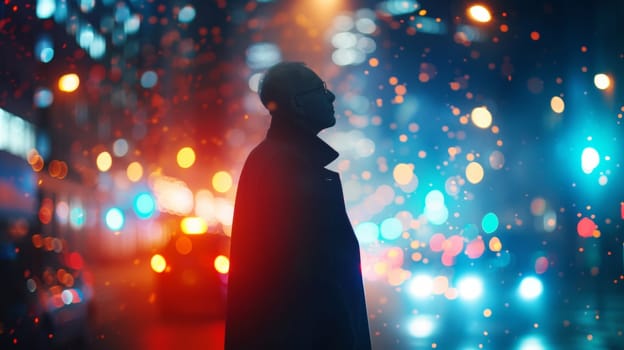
left=246, top=137, right=300, bottom=167
left=238, top=139, right=300, bottom=190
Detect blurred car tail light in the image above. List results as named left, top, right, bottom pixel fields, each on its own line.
left=180, top=216, right=208, bottom=235
left=214, top=255, right=229, bottom=274
left=151, top=254, right=167, bottom=273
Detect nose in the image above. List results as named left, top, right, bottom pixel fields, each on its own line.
left=327, top=89, right=336, bottom=102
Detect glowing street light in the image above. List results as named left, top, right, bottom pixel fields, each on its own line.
left=467, top=5, right=492, bottom=23
left=594, top=73, right=611, bottom=90
left=457, top=276, right=484, bottom=301
left=518, top=276, right=543, bottom=300
left=58, top=73, right=80, bottom=92
left=408, top=315, right=435, bottom=338
left=408, top=274, right=434, bottom=299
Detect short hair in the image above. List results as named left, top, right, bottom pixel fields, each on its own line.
left=258, top=61, right=311, bottom=114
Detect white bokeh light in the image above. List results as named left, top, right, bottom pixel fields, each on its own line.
left=408, top=274, right=434, bottom=299
left=518, top=276, right=543, bottom=301
left=457, top=276, right=483, bottom=301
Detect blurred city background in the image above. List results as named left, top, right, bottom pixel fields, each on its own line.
left=1, top=0, right=623, bottom=349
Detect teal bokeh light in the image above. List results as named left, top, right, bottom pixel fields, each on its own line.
left=69, top=207, right=85, bottom=229
left=134, top=193, right=156, bottom=219
left=481, top=212, right=499, bottom=234
left=424, top=189, right=448, bottom=225
left=425, top=205, right=449, bottom=225
left=380, top=217, right=403, bottom=240
left=105, top=208, right=125, bottom=231
left=355, top=222, right=379, bottom=244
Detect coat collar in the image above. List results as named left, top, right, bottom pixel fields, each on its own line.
left=266, top=117, right=339, bottom=168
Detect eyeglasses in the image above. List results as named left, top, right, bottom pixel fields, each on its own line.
left=295, top=81, right=331, bottom=99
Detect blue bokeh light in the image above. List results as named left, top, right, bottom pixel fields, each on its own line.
left=35, top=36, right=55, bottom=63
left=36, top=0, right=55, bottom=19
left=178, top=6, right=196, bottom=23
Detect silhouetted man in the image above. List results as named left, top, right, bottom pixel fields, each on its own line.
left=225, top=62, right=372, bottom=349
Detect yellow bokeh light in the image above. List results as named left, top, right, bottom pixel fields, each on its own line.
left=466, top=161, right=484, bottom=184
left=489, top=236, right=502, bottom=252
left=58, top=73, right=80, bottom=92
left=594, top=73, right=610, bottom=90
left=126, top=161, right=143, bottom=182
left=96, top=151, right=112, bottom=172
left=150, top=254, right=166, bottom=273
left=214, top=255, right=230, bottom=274
left=212, top=171, right=233, bottom=193
left=393, top=163, right=414, bottom=185
left=468, top=5, right=492, bottom=23
left=177, top=147, right=196, bottom=169
left=180, top=216, right=208, bottom=235
left=471, top=106, right=493, bottom=129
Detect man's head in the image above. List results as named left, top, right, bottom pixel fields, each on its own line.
left=259, top=62, right=336, bottom=134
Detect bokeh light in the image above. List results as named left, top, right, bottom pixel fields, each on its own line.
left=178, top=5, right=196, bottom=23
left=550, top=96, right=565, bottom=114
left=470, top=106, right=493, bottom=128
left=467, top=5, right=492, bottom=23
left=96, top=151, right=113, bottom=172
left=175, top=236, right=193, bottom=255
left=126, top=161, right=143, bottom=182
left=212, top=171, right=233, bottom=193
left=393, top=163, right=414, bottom=185
left=214, top=255, right=230, bottom=274
left=104, top=207, right=124, bottom=231
left=176, top=147, right=196, bottom=169
left=35, top=35, right=54, bottom=63
left=180, top=216, right=208, bottom=235
left=355, top=222, right=380, bottom=244
left=134, top=193, right=156, bottom=219
left=581, top=147, right=599, bottom=174
left=113, top=138, right=129, bottom=157
left=481, top=212, right=499, bottom=234
left=380, top=217, right=403, bottom=240
left=408, top=315, right=435, bottom=338
left=466, top=161, right=485, bottom=184
left=3, top=1, right=623, bottom=348
left=593, top=73, right=610, bottom=90
left=150, top=254, right=166, bottom=273
left=58, top=73, right=80, bottom=92
left=34, top=87, right=54, bottom=108
left=577, top=217, right=596, bottom=238
left=36, top=0, right=55, bottom=18
left=140, top=71, right=158, bottom=88
left=408, top=274, right=434, bottom=299
left=457, top=276, right=483, bottom=301
left=518, top=276, right=543, bottom=300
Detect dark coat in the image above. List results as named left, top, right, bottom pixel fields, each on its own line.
left=225, top=118, right=371, bottom=350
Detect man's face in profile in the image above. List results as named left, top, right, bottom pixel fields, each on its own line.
left=292, top=69, right=336, bottom=132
